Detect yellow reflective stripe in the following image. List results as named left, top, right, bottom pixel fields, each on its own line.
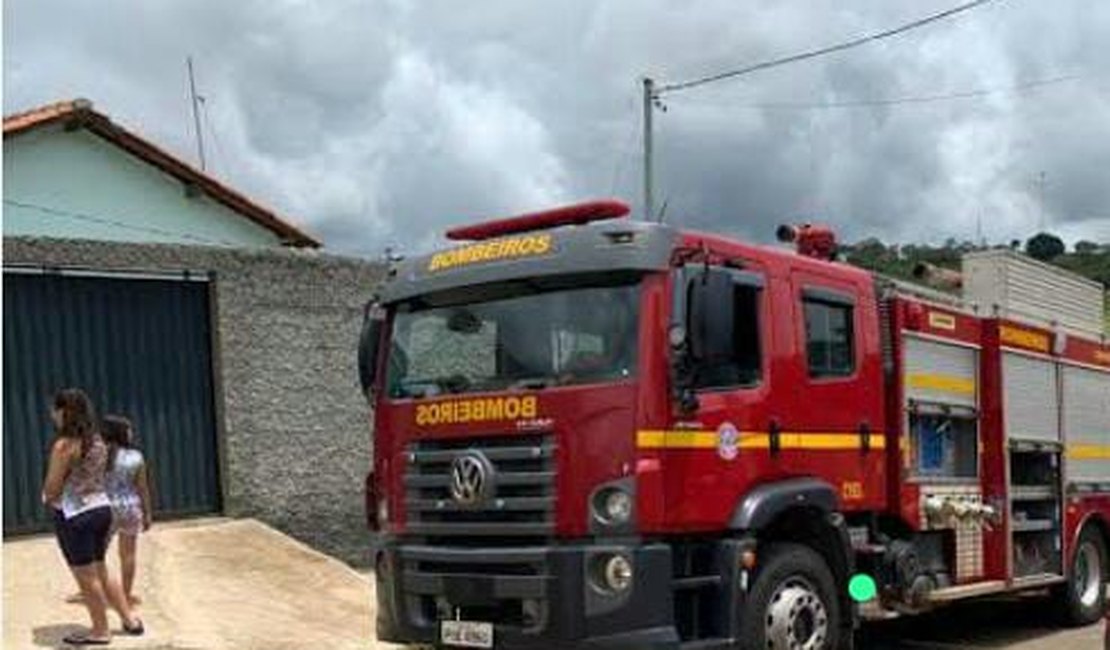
left=781, top=433, right=886, bottom=450
left=637, top=430, right=885, bottom=450
left=1068, top=444, right=1110, bottom=460
left=637, top=430, right=717, bottom=449
left=906, top=373, right=976, bottom=395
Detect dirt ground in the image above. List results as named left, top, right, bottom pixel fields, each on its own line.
left=5, top=518, right=1101, bottom=649
left=2, top=518, right=400, bottom=650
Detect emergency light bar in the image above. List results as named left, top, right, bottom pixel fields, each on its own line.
left=776, top=223, right=838, bottom=261
left=445, top=199, right=631, bottom=241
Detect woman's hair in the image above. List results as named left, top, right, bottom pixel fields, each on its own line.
left=52, top=388, right=99, bottom=458
left=101, top=414, right=134, bottom=472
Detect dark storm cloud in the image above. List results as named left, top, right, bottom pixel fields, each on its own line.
left=5, top=0, right=1108, bottom=255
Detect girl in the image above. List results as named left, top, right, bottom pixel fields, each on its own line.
left=101, top=415, right=152, bottom=605
left=43, top=389, right=143, bottom=645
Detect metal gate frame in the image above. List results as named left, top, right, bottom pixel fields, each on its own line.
left=3, top=264, right=228, bottom=534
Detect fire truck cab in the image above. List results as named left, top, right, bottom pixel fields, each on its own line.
left=360, top=200, right=1110, bottom=650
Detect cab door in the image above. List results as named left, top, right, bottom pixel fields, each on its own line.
left=660, top=262, right=774, bottom=529
left=773, top=268, right=885, bottom=511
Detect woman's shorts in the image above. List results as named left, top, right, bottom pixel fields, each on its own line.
left=53, top=506, right=112, bottom=567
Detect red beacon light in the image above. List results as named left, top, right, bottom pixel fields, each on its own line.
left=776, top=222, right=838, bottom=261
left=445, top=199, right=631, bottom=241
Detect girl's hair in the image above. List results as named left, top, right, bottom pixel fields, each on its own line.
left=52, top=388, right=99, bottom=458
left=101, top=414, right=134, bottom=472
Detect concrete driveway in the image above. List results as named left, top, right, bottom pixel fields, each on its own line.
left=6, top=518, right=1102, bottom=649
left=3, top=518, right=398, bottom=650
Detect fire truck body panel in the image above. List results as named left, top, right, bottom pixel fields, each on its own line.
left=362, top=202, right=1110, bottom=649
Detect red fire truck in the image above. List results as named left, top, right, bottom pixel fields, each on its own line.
left=359, top=200, right=1110, bottom=650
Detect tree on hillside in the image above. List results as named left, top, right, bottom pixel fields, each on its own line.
left=1075, top=240, right=1100, bottom=255
left=1025, top=232, right=1065, bottom=261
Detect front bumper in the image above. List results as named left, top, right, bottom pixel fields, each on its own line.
left=375, top=541, right=680, bottom=649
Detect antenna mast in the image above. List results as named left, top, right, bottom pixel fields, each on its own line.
left=187, top=57, right=207, bottom=171
left=642, top=77, right=655, bottom=222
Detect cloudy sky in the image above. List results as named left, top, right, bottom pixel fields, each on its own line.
left=5, top=0, right=1109, bottom=256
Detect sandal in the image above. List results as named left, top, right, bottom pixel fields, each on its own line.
left=121, top=618, right=144, bottom=636
left=62, top=633, right=110, bottom=646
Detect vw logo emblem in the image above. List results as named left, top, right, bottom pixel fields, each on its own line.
left=449, top=453, right=494, bottom=506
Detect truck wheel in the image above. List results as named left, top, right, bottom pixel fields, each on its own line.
left=738, top=543, right=840, bottom=650
left=1056, top=525, right=1107, bottom=626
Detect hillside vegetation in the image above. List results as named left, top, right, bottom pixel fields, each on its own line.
left=840, top=235, right=1110, bottom=333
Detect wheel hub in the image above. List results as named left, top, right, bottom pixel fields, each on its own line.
left=1075, top=541, right=1102, bottom=608
left=765, top=578, right=829, bottom=650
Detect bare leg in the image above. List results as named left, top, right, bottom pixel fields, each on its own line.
left=94, top=561, right=139, bottom=628
left=71, top=564, right=111, bottom=640
left=118, top=533, right=139, bottom=604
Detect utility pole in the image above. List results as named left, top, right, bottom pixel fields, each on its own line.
left=187, top=57, right=207, bottom=171
left=642, top=77, right=655, bottom=222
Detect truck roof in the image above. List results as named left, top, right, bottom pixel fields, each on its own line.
left=378, top=217, right=878, bottom=304
left=378, top=218, right=679, bottom=303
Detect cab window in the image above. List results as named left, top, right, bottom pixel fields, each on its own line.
left=803, top=290, right=855, bottom=378
left=691, top=280, right=762, bottom=390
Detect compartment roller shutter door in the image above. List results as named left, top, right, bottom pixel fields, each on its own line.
left=1002, top=351, right=1059, bottom=443
left=904, top=336, right=978, bottom=408
left=1062, top=365, right=1110, bottom=484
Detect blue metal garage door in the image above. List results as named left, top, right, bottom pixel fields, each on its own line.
left=3, top=270, right=221, bottom=534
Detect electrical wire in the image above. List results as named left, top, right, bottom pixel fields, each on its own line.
left=657, top=0, right=1002, bottom=95
left=609, top=88, right=643, bottom=196
left=4, top=198, right=244, bottom=247
left=678, top=72, right=1087, bottom=111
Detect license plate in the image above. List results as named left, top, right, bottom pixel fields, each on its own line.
left=441, top=620, right=494, bottom=648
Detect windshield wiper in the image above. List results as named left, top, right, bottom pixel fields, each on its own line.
left=399, top=374, right=473, bottom=398
left=507, top=376, right=558, bottom=390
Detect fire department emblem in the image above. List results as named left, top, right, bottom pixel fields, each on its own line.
left=449, top=452, right=494, bottom=506
left=718, top=422, right=740, bottom=461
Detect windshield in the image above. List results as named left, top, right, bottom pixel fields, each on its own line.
left=386, top=278, right=640, bottom=398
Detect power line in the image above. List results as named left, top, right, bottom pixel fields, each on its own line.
left=657, top=0, right=1001, bottom=95
left=642, top=0, right=1004, bottom=220
left=4, top=198, right=242, bottom=247
left=683, top=72, right=1085, bottom=111
left=609, top=87, right=642, bottom=196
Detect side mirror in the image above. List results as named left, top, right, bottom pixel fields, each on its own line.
left=688, top=268, right=736, bottom=364
left=358, top=301, right=386, bottom=398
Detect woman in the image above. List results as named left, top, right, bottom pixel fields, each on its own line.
left=101, top=415, right=152, bottom=605
left=43, top=389, right=143, bottom=645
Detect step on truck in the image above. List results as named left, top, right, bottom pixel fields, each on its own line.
left=359, top=199, right=1110, bottom=650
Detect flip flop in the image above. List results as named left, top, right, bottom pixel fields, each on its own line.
left=122, top=618, right=144, bottom=636
left=61, top=633, right=110, bottom=646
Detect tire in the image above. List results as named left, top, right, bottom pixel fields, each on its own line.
left=1055, top=525, right=1108, bottom=627
left=738, top=543, right=841, bottom=650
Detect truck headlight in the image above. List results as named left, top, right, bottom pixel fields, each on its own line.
left=593, top=487, right=632, bottom=525
left=591, top=553, right=633, bottom=594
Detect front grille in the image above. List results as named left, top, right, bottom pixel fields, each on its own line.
left=401, top=434, right=557, bottom=631
left=404, top=433, right=557, bottom=544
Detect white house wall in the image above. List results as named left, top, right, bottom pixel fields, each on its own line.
left=3, top=126, right=283, bottom=248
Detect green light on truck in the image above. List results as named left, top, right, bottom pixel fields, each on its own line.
left=848, top=574, right=878, bottom=603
